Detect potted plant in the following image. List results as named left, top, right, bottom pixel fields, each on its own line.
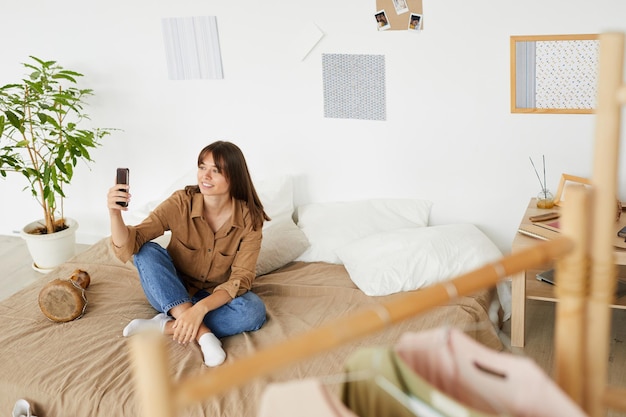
left=0, top=56, right=112, bottom=272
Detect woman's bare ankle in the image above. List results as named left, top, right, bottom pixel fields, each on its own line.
left=196, top=325, right=210, bottom=342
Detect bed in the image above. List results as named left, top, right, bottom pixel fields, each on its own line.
left=0, top=238, right=503, bottom=417
left=1, top=177, right=509, bottom=417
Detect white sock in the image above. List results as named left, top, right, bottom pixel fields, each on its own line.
left=122, top=313, right=171, bottom=337
left=198, top=332, right=226, bottom=367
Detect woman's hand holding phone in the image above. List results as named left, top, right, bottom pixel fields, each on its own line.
left=109, top=168, right=130, bottom=210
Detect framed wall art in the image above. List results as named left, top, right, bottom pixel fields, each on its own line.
left=511, top=34, right=599, bottom=114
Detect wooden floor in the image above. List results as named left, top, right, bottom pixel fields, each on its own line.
left=2, top=235, right=626, bottom=415
left=0, top=234, right=90, bottom=301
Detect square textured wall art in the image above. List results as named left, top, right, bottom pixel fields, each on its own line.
left=322, top=54, right=386, bottom=121
left=162, top=16, right=223, bottom=80
left=535, top=40, right=599, bottom=109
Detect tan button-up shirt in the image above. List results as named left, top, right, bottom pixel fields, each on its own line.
left=112, top=190, right=262, bottom=299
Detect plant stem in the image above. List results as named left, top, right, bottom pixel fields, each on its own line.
left=24, top=86, right=53, bottom=233
left=529, top=156, right=546, bottom=192
left=543, top=155, right=547, bottom=196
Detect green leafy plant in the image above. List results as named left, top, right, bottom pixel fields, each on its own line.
left=0, top=56, right=112, bottom=234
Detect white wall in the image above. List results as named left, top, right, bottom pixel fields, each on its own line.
left=1, top=0, right=626, bottom=253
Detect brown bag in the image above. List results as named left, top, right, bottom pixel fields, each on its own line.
left=38, top=269, right=91, bottom=322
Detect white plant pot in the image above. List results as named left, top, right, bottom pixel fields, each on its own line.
left=20, top=218, right=79, bottom=273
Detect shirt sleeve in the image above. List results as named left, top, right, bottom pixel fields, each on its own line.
left=111, top=193, right=179, bottom=263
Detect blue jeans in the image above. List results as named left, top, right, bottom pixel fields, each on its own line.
left=133, top=242, right=266, bottom=339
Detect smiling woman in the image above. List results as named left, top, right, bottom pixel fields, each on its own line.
left=106, top=140, right=271, bottom=368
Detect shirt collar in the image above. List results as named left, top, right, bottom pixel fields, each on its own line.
left=191, top=193, right=245, bottom=230
left=191, top=193, right=205, bottom=219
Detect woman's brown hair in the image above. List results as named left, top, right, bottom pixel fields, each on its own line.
left=186, top=141, right=270, bottom=230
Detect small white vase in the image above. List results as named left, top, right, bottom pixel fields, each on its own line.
left=20, top=218, right=79, bottom=273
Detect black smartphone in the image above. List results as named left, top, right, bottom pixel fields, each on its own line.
left=116, top=168, right=129, bottom=207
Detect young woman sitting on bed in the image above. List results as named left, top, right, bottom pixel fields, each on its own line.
left=107, top=140, right=270, bottom=367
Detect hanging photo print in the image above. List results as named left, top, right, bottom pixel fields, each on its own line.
left=408, top=13, right=422, bottom=31
left=392, top=0, right=409, bottom=15
left=375, top=10, right=390, bottom=31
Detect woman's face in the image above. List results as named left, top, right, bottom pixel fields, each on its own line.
left=197, top=152, right=230, bottom=198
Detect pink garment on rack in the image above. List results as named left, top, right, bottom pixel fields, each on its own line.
left=394, top=327, right=587, bottom=417
left=258, top=378, right=358, bottom=417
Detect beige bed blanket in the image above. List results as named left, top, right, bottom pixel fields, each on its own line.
left=0, top=238, right=502, bottom=417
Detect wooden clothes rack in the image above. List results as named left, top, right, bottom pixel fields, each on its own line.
left=128, top=32, right=626, bottom=417
left=552, top=31, right=626, bottom=417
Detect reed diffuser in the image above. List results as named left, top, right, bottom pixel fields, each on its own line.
left=530, top=155, right=555, bottom=209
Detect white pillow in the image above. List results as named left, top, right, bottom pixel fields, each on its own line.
left=255, top=176, right=309, bottom=275
left=335, top=224, right=502, bottom=296
left=257, top=216, right=310, bottom=276
left=126, top=169, right=197, bottom=221
left=295, top=199, right=432, bottom=264
left=254, top=176, right=309, bottom=275
left=255, top=175, right=294, bottom=221
left=129, top=173, right=308, bottom=276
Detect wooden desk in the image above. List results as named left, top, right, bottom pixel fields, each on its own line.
left=510, top=199, right=626, bottom=347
